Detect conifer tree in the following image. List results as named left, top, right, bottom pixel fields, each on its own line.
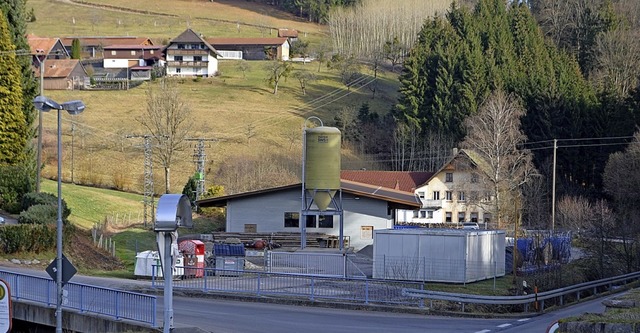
left=0, top=12, right=27, bottom=165
left=0, top=0, right=38, bottom=177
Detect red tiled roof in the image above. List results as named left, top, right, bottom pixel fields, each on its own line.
left=27, top=37, right=59, bottom=55
left=42, top=59, right=82, bottom=78
left=340, top=170, right=433, bottom=193
left=278, top=29, right=298, bottom=38
left=207, top=37, right=288, bottom=46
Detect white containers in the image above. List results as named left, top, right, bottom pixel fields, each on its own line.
left=373, top=229, right=505, bottom=283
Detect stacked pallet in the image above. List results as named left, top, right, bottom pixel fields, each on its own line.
left=210, top=232, right=329, bottom=248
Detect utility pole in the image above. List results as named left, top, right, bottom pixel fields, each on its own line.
left=551, top=139, right=557, bottom=233
left=185, top=138, right=218, bottom=202
left=127, top=134, right=164, bottom=228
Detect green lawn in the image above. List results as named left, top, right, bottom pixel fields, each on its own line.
left=41, top=179, right=145, bottom=229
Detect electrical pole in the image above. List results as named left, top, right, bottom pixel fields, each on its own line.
left=127, top=134, right=161, bottom=228
left=185, top=138, right=218, bottom=202
left=551, top=139, right=557, bottom=233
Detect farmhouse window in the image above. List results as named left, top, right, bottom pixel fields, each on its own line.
left=458, top=212, right=465, bottom=222
left=130, top=50, right=136, bottom=56
left=419, top=210, right=426, bottom=218
left=445, top=212, right=452, bottom=222
left=284, top=212, right=299, bottom=228
left=446, top=173, right=453, bottom=182
left=432, top=191, right=440, bottom=200
left=427, top=211, right=434, bottom=219
left=417, top=191, right=425, bottom=199
left=177, top=44, right=185, bottom=49
left=111, top=50, right=116, bottom=55
left=175, top=56, right=183, bottom=61
left=458, top=191, right=465, bottom=201
left=484, top=213, right=492, bottom=223
left=319, top=215, right=333, bottom=228
left=470, top=212, right=478, bottom=222
left=445, top=191, right=452, bottom=201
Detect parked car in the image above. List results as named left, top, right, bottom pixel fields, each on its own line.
left=462, top=222, right=479, bottom=230
left=546, top=320, right=559, bottom=333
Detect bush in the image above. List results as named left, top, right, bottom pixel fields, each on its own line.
left=18, top=204, right=58, bottom=225
left=20, top=192, right=70, bottom=220
left=0, top=224, right=55, bottom=254
left=0, top=164, right=33, bottom=213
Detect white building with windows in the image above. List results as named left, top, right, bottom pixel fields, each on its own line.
left=165, top=29, right=220, bottom=77
left=196, top=180, right=422, bottom=251
left=406, top=149, right=495, bottom=227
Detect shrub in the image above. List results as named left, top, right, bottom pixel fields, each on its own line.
left=0, top=224, right=55, bottom=254
left=0, top=164, right=33, bottom=213
left=20, top=192, right=70, bottom=220
left=18, top=204, right=57, bottom=225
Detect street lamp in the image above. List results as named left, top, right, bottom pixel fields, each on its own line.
left=33, top=95, right=85, bottom=333
left=35, top=49, right=46, bottom=193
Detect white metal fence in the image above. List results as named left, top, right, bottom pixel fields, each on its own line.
left=266, top=252, right=366, bottom=278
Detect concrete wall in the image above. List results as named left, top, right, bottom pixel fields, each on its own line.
left=12, top=300, right=157, bottom=332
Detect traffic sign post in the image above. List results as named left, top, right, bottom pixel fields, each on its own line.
left=46, top=254, right=77, bottom=286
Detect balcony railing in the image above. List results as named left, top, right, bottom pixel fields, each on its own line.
left=166, top=49, right=209, bottom=56
left=167, top=61, right=208, bottom=67
left=420, top=199, right=443, bottom=208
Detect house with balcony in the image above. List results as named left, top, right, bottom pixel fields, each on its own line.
left=166, top=29, right=221, bottom=77
left=409, top=149, right=495, bottom=227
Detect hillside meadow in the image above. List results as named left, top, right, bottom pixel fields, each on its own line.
left=25, top=0, right=402, bottom=196
left=38, top=59, right=400, bottom=195
left=27, top=0, right=327, bottom=43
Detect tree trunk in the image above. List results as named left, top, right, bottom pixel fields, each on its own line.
left=165, top=167, right=170, bottom=194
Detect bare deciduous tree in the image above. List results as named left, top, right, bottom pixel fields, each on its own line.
left=292, top=69, right=316, bottom=96
left=462, top=90, right=537, bottom=229
left=593, top=29, right=640, bottom=97
left=137, top=78, right=194, bottom=193
left=556, top=195, right=591, bottom=231
left=265, top=60, right=293, bottom=94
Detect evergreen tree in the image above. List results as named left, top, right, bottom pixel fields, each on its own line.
left=395, top=0, right=601, bottom=193
left=71, top=38, right=81, bottom=59
left=0, top=12, right=27, bottom=165
left=0, top=0, right=38, bottom=182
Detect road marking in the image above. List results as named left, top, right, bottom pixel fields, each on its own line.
left=497, top=323, right=512, bottom=328
left=517, top=318, right=531, bottom=322
left=475, top=330, right=491, bottom=333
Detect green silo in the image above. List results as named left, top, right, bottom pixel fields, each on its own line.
left=304, top=126, right=341, bottom=211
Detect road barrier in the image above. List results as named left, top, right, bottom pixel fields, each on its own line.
left=0, top=270, right=157, bottom=327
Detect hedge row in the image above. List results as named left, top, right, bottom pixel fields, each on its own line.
left=0, top=224, right=57, bottom=254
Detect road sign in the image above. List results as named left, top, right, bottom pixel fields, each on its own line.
left=45, top=254, right=77, bottom=286
left=0, top=279, right=11, bottom=333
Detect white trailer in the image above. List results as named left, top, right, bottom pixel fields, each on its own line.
left=373, top=228, right=505, bottom=283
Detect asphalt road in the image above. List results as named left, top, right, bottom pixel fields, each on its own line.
left=0, top=265, right=619, bottom=333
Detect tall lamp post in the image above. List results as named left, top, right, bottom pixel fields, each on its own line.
left=33, top=96, right=85, bottom=333
left=34, top=49, right=46, bottom=193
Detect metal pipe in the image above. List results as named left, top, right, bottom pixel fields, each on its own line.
left=36, top=55, right=44, bottom=192
left=163, top=232, right=173, bottom=333
left=55, top=108, right=62, bottom=333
